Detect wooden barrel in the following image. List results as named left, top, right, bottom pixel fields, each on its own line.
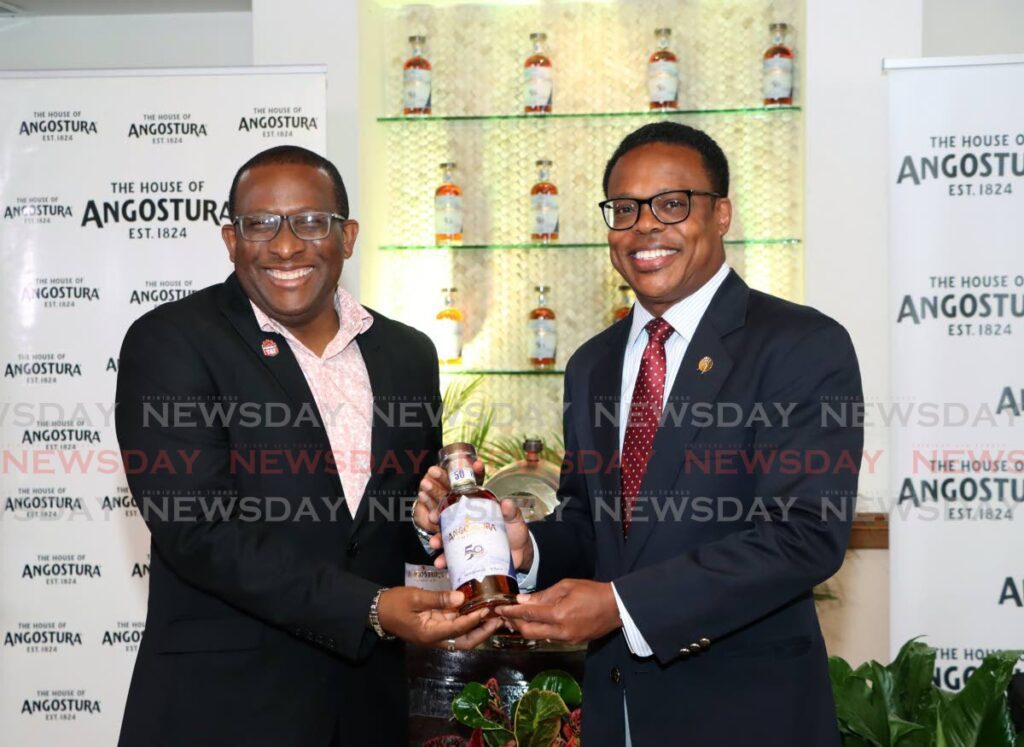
left=407, top=641, right=586, bottom=746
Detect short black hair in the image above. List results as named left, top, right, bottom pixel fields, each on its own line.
left=227, top=145, right=348, bottom=218
left=602, top=122, right=730, bottom=197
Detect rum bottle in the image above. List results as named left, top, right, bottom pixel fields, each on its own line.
left=435, top=162, right=464, bottom=245
left=528, top=285, right=557, bottom=369
left=524, top=32, right=553, bottom=114
left=530, top=159, right=559, bottom=243
left=647, top=28, right=679, bottom=110
left=437, top=442, right=519, bottom=614
left=435, top=287, right=464, bottom=366
left=762, top=23, right=794, bottom=106
left=403, top=35, right=432, bottom=116
left=612, top=283, right=634, bottom=322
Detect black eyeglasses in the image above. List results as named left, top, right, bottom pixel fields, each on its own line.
left=231, top=211, right=347, bottom=242
left=598, top=189, right=721, bottom=230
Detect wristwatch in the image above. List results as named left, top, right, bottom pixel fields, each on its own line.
left=368, top=587, right=395, bottom=641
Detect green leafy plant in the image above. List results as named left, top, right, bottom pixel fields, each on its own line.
left=429, top=670, right=581, bottom=747
left=829, top=639, right=1023, bottom=746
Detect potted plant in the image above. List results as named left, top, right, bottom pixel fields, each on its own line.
left=425, top=670, right=582, bottom=747
left=830, top=639, right=1023, bottom=746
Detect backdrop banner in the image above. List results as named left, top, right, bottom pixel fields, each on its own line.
left=886, top=56, right=1024, bottom=689
left=0, top=65, right=326, bottom=743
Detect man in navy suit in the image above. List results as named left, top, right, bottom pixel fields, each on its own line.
left=418, top=122, right=863, bottom=746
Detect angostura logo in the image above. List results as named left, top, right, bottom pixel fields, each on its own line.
left=129, top=279, right=196, bottom=305
left=21, top=690, right=101, bottom=717
left=4, top=355, right=83, bottom=384
left=128, top=119, right=207, bottom=139
left=21, top=554, right=102, bottom=584
left=238, top=105, right=318, bottom=135
left=101, top=621, right=145, bottom=650
left=4, top=623, right=83, bottom=651
left=19, top=113, right=98, bottom=138
left=4, top=201, right=73, bottom=220
left=4, top=493, right=84, bottom=513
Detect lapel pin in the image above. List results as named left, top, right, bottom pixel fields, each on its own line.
left=697, top=356, right=713, bottom=374
left=261, top=339, right=280, bottom=358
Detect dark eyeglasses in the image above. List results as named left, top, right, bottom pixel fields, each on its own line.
left=598, top=189, right=721, bottom=230
left=231, top=211, right=347, bottom=241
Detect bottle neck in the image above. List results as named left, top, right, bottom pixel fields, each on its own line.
left=657, top=35, right=670, bottom=51
left=411, top=42, right=424, bottom=57
left=443, top=290, right=455, bottom=307
left=536, top=290, right=548, bottom=307
left=533, top=41, right=544, bottom=54
left=441, top=169, right=454, bottom=184
left=444, top=457, right=477, bottom=492
left=537, top=167, right=550, bottom=182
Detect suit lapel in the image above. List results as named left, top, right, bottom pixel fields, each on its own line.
left=349, top=316, right=394, bottom=537
left=587, top=314, right=631, bottom=566
left=623, top=270, right=748, bottom=569
left=215, top=273, right=342, bottom=494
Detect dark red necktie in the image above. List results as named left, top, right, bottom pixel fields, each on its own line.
left=620, top=317, right=674, bottom=536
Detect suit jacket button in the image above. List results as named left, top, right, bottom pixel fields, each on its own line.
left=347, top=540, right=360, bottom=558
left=679, top=647, right=692, bottom=658
left=689, top=642, right=701, bottom=653
left=610, top=667, right=621, bottom=683
left=698, top=637, right=711, bottom=649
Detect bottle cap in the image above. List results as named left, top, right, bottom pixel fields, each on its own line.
left=530, top=32, right=547, bottom=42
left=770, top=22, right=789, bottom=33
left=409, top=35, right=427, bottom=45
left=618, top=283, right=631, bottom=291
left=535, top=284, right=551, bottom=293
left=522, top=437, right=543, bottom=453
left=439, top=161, right=456, bottom=170
left=441, top=286, right=458, bottom=293
left=655, top=27, right=672, bottom=36
left=535, top=158, right=553, bottom=167
left=439, top=442, right=477, bottom=463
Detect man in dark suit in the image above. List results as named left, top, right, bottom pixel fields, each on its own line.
left=115, top=146, right=498, bottom=747
left=418, top=122, right=863, bottom=745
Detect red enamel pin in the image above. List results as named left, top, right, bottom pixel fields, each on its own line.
left=261, top=339, right=280, bottom=357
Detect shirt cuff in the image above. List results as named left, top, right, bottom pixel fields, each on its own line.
left=515, top=532, right=540, bottom=592
left=612, top=582, right=653, bottom=658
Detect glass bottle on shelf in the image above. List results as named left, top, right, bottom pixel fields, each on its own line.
left=437, top=442, right=519, bottom=614
left=530, top=159, right=559, bottom=243
left=762, top=23, right=794, bottom=107
left=528, top=285, right=557, bottom=370
left=403, top=35, right=432, bottom=116
left=435, top=287, right=464, bottom=366
left=612, top=283, right=635, bottom=322
left=435, top=162, right=464, bottom=246
left=524, top=32, right=553, bottom=114
left=647, top=28, right=679, bottom=110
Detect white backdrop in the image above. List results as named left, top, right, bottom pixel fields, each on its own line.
left=0, top=66, right=326, bottom=743
left=887, top=56, right=1024, bottom=688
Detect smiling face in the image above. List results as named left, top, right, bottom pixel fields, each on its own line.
left=606, top=142, right=731, bottom=317
left=221, top=162, right=357, bottom=337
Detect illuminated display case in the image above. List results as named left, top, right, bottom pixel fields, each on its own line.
left=362, top=0, right=803, bottom=442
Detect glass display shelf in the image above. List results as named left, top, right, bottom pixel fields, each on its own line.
left=378, top=105, right=800, bottom=123
left=438, top=368, right=566, bottom=376
left=381, top=238, right=801, bottom=252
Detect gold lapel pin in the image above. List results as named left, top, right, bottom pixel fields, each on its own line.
left=697, top=356, right=713, bottom=374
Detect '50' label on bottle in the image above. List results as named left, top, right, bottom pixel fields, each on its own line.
left=439, top=498, right=515, bottom=590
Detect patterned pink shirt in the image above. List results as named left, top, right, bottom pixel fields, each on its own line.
left=250, top=287, right=373, bottom=517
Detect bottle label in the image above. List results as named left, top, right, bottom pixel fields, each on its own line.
left=524, top=66, right=553, bottom=108
left=762, top=56, right=793, bottom=100
left=434, top=318, right=463, bottom=361
left=440, top=498, right=514, bottom=590
left=435, top=194, right=464, bottom=236
left=528, top=318, right=557, bottom=360
left=531, top=193, right=559, bottom=235
left=403, top=68, right=432, bottom=110
left=647, top=60, right=679, bottom=104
